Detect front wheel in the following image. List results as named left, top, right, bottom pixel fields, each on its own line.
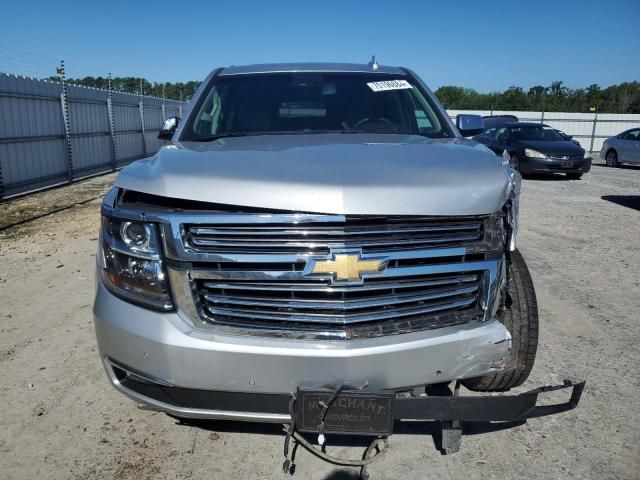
left=462, top=250, right=539, bottom=392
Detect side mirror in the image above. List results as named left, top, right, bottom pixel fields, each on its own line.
left=456, top=114, right=484, bottom=137
left=158, top=116, right=180, bottom=140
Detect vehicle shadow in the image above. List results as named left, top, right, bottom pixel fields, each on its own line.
left=171, top=417, right=284, bottom=436
left=601, top=195, right=640, bottom=211
left=593, top=163, right=640, bottom=171
left=616, top=163, right=640, bottom=170
left=523, top=173, right=576, bottom=181
left=171, top=415, right=527, bottom=454
left=395, top=419, right=526, bottom=452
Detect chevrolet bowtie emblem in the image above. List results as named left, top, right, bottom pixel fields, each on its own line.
left=304, top=250, right=388, bottom=284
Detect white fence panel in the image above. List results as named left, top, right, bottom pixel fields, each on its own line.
left=448, top=109, right=640, bottom=153
left=0, top=73, right=186, bottom=199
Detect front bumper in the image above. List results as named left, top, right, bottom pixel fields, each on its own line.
left=520, top=156, right=591, bottom=175
left=107, top=358, right=584, bottom=426
left=94, top=281, right=512, bottom=421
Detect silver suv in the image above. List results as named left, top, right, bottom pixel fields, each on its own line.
left=94, top=64, right=581, bottom=461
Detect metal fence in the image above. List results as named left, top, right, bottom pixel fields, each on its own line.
left=0, top=73, right=186, bottom=200
left=3, top=74, right=640, bottom=201
left=448, top=109, right=640, bottom=153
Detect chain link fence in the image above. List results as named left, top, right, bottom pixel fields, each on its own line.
left=0, top=73, right=186, bottom=200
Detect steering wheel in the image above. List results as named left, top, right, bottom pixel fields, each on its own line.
left=352, top=116, right=395, bottom=129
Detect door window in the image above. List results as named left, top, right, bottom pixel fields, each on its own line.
left=623, top=129, right=640, bottom=141
left=496, top=127, right=509, bottom=141
left=483, top=127, right=498, bottom=139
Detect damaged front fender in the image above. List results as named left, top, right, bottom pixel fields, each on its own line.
left=506, top=169, right=522, bottom=251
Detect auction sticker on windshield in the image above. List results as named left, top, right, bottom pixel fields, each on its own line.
left=367, top=80, right=413, bottom=92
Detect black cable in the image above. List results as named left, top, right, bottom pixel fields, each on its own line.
left=281, top=382, right=388, bottom=477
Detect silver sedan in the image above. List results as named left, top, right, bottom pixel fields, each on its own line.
left=601, top=128, right=640, bottom=166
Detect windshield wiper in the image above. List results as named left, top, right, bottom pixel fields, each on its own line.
left=191, top=132, right=251, bottom=142
left=190, top=129, right=429, bottom=141
left=192, top=131, right=322, bottom=141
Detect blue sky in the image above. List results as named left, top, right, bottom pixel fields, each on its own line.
left=1, top=0, right=639, bottom=92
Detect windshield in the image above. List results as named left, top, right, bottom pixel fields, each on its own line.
left=182, top=72, right=452, bottom=141
left=509, top=125, right=564, bottom=141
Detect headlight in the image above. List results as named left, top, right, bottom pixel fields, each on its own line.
left=99, top=216, right=173, bottom=311
left=524, top=148, right=547, bottom=159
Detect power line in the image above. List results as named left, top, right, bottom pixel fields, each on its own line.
left=0, top=46, right=61, bottom=63
left=0, top=54, right=56, bottom=70
left=0, top=46, right=126, bottom=80
left=0, top=62, right=54, bottom=79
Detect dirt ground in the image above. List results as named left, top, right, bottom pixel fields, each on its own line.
left=1, top=161, right=639, bottom=480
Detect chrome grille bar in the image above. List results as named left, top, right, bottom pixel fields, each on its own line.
left=184, top=216, right=485, bottom=255
left=189, top=260, right=497, bottom=282
left=202, top=285, right=479, bottom=310
left=200, top=274, right=479, bottom=293
left=203, top=297, right=478, bottom=325
left=187, top=233, right=480, bottom=250
left=189, top=223, right=481, bottom=236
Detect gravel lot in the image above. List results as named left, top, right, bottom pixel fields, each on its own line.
left=1, top=162, right=639, bottom=480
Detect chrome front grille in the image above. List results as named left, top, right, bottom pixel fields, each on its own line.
left=154, top=211, right=503, bottom=340
left=196, top=272, right=482, bottom=335
left=184, top=216, right=484, bottom=255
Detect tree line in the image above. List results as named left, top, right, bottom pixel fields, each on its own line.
left=54, top=75, right=640, bottom=113
left=50, top=76, right=201, bottom=102
left=435, top=81, right=640, bottom=113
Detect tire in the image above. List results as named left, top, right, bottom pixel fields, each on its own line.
left=566, top=172, right=582, bottom=180
left=462, top=250, right=539, bottom=392
left=606, top=150, right=619, bottom=167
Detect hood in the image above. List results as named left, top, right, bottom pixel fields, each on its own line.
left=517, top=139, right=585, bottom=157
left=115, top=134, right=512, bottom=216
